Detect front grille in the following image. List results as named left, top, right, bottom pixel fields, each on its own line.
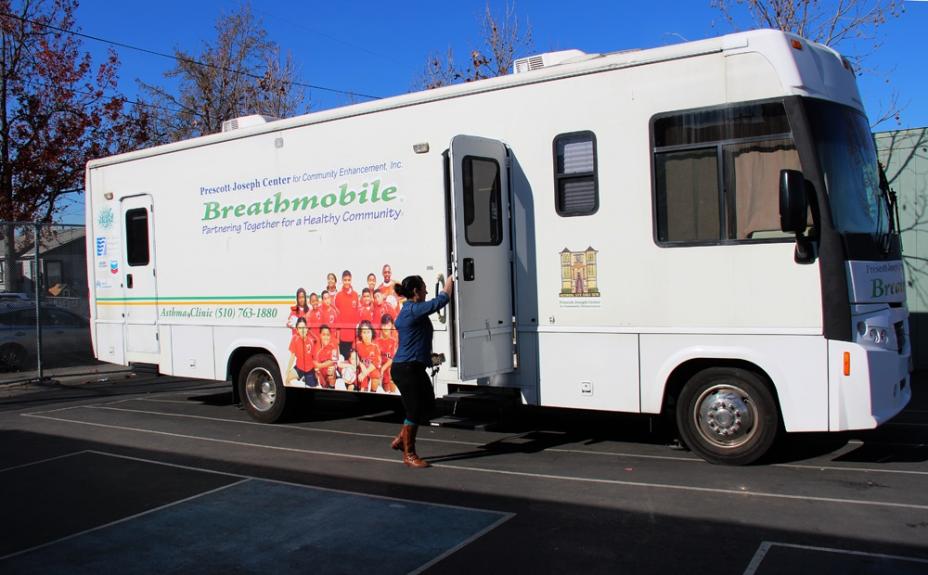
left=894, top=321, right=906, bottom=353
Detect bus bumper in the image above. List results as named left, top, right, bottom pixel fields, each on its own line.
left=828, top=339, right=911, bottom=432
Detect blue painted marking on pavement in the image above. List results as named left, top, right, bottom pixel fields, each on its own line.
left=0, top=479, right=508, bottom=574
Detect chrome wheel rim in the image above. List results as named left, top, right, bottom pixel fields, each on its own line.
left=244, top=367, right=276, bottom=412
left=693, top=384, right=757, bottom=449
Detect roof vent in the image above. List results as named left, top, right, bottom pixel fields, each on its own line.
left=513, top=49, right=588, bottom=74
left=221, top=114, right=278, bottom=133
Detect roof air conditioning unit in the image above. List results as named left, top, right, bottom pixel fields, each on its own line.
left=221, top=114, right=278, bottom=133
left=513, top=49, right=588, bottom=74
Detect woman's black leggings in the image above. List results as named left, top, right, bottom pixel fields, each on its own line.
left=390, top=362, right=435, bottom=425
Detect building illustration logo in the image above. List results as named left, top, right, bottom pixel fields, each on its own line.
left=559, top=246, right=600, bottom=297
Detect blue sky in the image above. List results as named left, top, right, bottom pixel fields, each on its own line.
left=62, top=0, right=927, bottom=222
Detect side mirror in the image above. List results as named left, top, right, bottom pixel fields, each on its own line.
left=779, top=169, right=808, bottom=234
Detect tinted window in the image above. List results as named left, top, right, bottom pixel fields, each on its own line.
left=125, top=208, right=150, bottom=266
left=462, top=156, right=502, bottom=246
left=654, top=102, right=791, bottom=147
left=655, top=148, right=720, bottom=242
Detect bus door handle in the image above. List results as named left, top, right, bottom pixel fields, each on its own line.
left=463, top=258, right=475, bottom=281
left=127, top=274, right=134, bottom=289
left=435, top=275, right=446, bottom=324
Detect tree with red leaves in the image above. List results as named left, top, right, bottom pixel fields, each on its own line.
left=0, top=0, right=141, bottom=290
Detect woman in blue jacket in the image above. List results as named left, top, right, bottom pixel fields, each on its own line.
left=389, top=274, right=454, bottom=468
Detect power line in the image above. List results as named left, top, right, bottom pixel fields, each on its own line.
left=0, top=10, right=383, bottom=101
left=14, top=74, right=199, bottom=119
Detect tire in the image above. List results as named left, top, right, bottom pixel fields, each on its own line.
left=675, top=367, right=779, bottom=465
left=238, top=354, right=289, bottom=423
left=0, top=344, right=28, bottom=371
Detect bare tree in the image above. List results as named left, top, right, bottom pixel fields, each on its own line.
left=417, top=1, right=533, bottom=89
left=711, top=0, right=904, bottom=127
left=139, top=3, right=307, bottom=143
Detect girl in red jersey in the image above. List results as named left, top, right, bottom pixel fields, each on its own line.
left=377, top=314, right=399, bottom=393
left=354, top=320, right=382, bottom=392
left=285, top=318, right=318, bottom=387
left=313, top=325, right=339, bottom=389
left=286, top=288, right=310, bottom=331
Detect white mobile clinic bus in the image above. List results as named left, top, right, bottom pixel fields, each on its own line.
left=85, top=30, right=911, bottom=464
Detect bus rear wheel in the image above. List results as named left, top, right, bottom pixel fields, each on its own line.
left=238, top=354, right=288, bottom=423
left=676, top=367, right=779, bottom=465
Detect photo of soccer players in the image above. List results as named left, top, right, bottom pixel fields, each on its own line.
left=283, top=264, right=406, bottom=393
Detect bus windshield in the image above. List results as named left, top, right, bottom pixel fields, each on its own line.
left=806, top=99, right=889, bottom=237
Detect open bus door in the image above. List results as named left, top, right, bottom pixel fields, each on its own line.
left=448, top=135, right=515, bottom=380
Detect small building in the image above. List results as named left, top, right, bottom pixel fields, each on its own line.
left=0, top=225, right=88, bottom=316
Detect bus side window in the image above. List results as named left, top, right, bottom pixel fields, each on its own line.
left=652, top=101, right=800, bottom=245
left=554, top=131, right=598, bottom=217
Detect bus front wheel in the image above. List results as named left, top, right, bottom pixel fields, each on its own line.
left=676, top=367, right=779, bottom=465
left=238, top=354, right=288, bottom=423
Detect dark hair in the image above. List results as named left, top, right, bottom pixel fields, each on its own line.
left=380, top=313, right=394, bottom=326
left=342, top=270, right=352, bottom=279
left=395, top=275, right=424, bottom=299
left=294, top=288, right=308, bottom=313
left=356, top=319, right=376, bottom=340
left=295, top=317, right=307, bottom=328
left=361, top=287, right=371, bottom=296
left=319, top=324, right=330, bottom=334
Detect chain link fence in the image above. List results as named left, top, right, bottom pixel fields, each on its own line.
left=0, top=222, right=94, bottom=383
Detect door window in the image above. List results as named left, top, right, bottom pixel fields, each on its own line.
left=462, top=156, right=503, bottom=246
left=125, top=208, right=150, bottom=266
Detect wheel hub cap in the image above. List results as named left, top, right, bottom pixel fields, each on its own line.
left=245, top=368, right=276, bottom=412
left=695, top=386, right=756, bottom=449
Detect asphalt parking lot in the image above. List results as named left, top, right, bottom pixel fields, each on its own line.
left=1, top=369, right=927, bottom=574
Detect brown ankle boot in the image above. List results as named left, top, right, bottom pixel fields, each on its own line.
left=402, top=425, right=430, bottom=468
left=391, top=427, right=404, bottom=451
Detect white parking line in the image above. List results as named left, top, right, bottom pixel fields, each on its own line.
left=743, top=541, right=928, bottom=575
left=0, top=450, right=89, bottom=474
left=88, top=404, right=478, bottom=445
left=21, top=411, right=928, bottom=512
left=82, top=403, right=928, bottom=473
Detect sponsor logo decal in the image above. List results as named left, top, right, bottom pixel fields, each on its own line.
left=109, top=261, right=119, bottom=275
left=97, top=207, right=114, bottom=230
left=95, top=237, right=107, bottom=256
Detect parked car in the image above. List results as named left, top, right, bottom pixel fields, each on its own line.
left=0, top=292, right=30, bottom=301
left=0, top=304, right=92, bottom=370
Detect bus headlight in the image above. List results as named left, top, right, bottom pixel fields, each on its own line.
left=857, top=321, right=890, bottom=347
